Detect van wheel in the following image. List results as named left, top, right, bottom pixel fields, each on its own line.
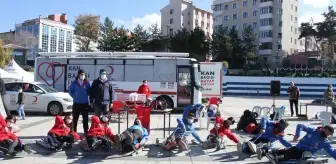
left=157, top=96, right=173, bottom=109
left=48, top=102, right=63, bottom=116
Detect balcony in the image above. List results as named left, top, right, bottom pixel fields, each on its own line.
left=259, top=37, right=273, bottom=43
left=260, top=0, right=273, bottom=7
left=259, top=49, right=273, bottom=55
left=259, top=25, right=273, bottom=31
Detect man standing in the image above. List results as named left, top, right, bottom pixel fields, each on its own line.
left=69, top=69, right=91, bottom=135
left=90, top=69, right=114, bottom=117
left=287, top=82, right=300, bottom=117
left=137, top=80, right=151, bottom=104
left=324, top=84, right=336, bottom=123
left=0, top=77, right=9, bottom=117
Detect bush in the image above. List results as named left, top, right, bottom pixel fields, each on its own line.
left=22, top=65, right=34, bottom=72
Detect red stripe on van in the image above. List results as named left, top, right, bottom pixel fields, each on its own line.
left=121, top=90, right=177, bottom=95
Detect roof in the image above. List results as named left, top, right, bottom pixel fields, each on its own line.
left=3, top=44, right=29, bottom=50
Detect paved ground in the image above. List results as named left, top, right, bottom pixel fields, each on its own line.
left=1, top=97, right=336, bottom=164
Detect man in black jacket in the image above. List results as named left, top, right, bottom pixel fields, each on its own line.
left=90, top=69, right=114, bottom=117
left=0, top=78, right=9, bottom=116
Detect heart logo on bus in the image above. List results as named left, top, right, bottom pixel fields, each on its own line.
left=37, top=62, right=64, bottom=86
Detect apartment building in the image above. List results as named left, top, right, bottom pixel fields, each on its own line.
left=212, top=0, right=299, bottom=65
left=161, top=0, right=213, bottom=38
left=14, top=14, right=74, bottom=62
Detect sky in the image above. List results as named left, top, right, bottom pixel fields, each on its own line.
left=0, top=0, right=334, bottom=32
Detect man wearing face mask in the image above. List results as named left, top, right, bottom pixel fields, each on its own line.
left=242, top=118, right=292, bottom=154
left=257, top=124, right=336, bottom=162
left=181, top=109, right=204, bottom=145
left=69, top=69, right=91, bottom=135
left=115, top=118, right=149, bottom=153
left=90, top=69, right=114, bottom=117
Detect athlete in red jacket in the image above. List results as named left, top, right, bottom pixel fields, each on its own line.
left=63, top=113, right=81, bottom=141
left=206, top=117, right=240, bottom=148
left=86, top=115, right=114, bottom=150
left=47, top=115, right=75, bottom=150
left=137, top=80, right=151, bottom=99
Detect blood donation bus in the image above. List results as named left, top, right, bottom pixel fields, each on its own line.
left=35, top=52, right=206, bottom=109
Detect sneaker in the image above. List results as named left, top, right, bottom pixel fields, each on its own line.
left=256, top=147, right=264, bottom=160
left=23, top=145, right=32, bottom=154
left=246, top=141, right=257, bottom=154
left=237, top=143, right=242, bottom=152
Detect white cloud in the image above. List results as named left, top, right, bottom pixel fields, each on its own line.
left=115, top=13, right=161, bottom=31
left=299, top=12, right=324, bottom=25
left=302, top=0, right=329, bottom=8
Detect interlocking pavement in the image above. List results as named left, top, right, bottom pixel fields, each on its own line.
left=2, top=97, right=336, bottom=163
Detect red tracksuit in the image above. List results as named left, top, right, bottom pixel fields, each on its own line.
left=86, top=116, right=114, bottom=141
left=137, top=84, right=151, bottom=99
left=0, top=115, right=17, bottom=141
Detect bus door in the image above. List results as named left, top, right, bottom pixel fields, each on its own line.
left=177, top=66, right=194, bottom=107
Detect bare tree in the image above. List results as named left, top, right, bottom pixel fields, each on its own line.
left=13, top=31, right=38, bottom=49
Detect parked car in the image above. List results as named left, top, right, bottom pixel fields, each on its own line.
left=3, top=81, right=73, bottom=115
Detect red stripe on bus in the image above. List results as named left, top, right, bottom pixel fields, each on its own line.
left=121, top=90, right=177, bottom=95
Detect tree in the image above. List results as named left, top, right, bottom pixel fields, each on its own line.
left=5, top=31, right=38, bottom=60
left=299, top=21, right=317, bottom=52
left=0, top=40, right=12, bottom=68
left=241, top=25, right=257, bottom=59
left=188, top=27, right=210, bottom=61
left=112, top=26, right=136, bottom=52
left=144, top=23, right=164, bottom=52
left=133, top=24, right=150, bottom=51
left=97, top=17, right=116, bottom=51
left=74, top=14, right=100, bottom=52
left=169, top=28, right=190, bottom=53
left=228, top=26, right=244, bottom=68
left=211, top=25, right=232, bottom=62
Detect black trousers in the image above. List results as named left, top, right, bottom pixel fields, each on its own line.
left=249, top=137, right=269, bottom=144
left=289, top=99, right=299, bottom=116
left=72, top=103, right=89, bottom=133
left=0, top=139, right=18, bottom=153
left=86, top=136, right=110, bottom=148
left=2, top=95, right=9, bottom=116
left=47, top=132, right=74, bottom=145
left=276, top=146, right=304, bottom=161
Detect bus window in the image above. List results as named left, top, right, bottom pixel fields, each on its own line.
left=177, top=67, right=192, bottom=106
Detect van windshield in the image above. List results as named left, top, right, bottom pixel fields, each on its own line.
left=36, top=84, right=58, bottom=93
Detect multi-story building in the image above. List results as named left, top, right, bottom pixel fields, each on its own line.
left=14, top=14, right=74, bottom=63
left=212, top=0, right=299, bottom=66
left=161, top=0, right=213, bottom=38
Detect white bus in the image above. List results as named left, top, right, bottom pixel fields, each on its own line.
left=35, top=52, right=202, bottom=108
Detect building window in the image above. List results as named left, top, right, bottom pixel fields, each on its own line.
left=58, top=29, right=65, bottom=52
left=233, top=14, right=237, bottom=20
left=295, top=6, right=297, bottom=12
left=224, top=15, right=229, bottom=21
left=170, top=18, right=173, bottom=24
left=291, top=15, right=293, bottom=20
left=295, top=28, right=297, bottom=34
left=253, top=10, right=257, bottom=16
left=260, top=6, right=273, bottom=14
left=260, top=18, right=273, bottom=26
left=50, top=27, right=57, bottom=52
left=294, top=39, right=297, bottom=44
left=278, top=33, right=282, bottom=38
left=253, top=0, right=257, bottom=5
left=170, top=9, right=174, bottom=14
left=224, top=4, right=229, bottom=10
left=291, top=26, right=293, bottom=32
left=243, top=23, right=249, bottom=29
left=33, top=24, right=39, bottom=36
left=278, top=9, right=283, bottom=15
left=243, top=12, right=248, bottom=18
left=233, top=3, right=237, bottom=9
left=66, top=31, right=72, bottom=52
left=291, top=37, right=293, bottom=43
left=233, top=24, right=238, bottom=29
left=295, top=17, right=297, bottom=22
left=213, top=4, right=222, bottom=11
left=260, top=30, right=273, bottom=38
left=291, top=4, right=293, bottom=10
left=279, top=21, right=282, bottom=27
left=243, top=1, right=248, bottom=7
left=169, top=28, right=173, bottom=36
left=41, top=25, right=49, bottom=52
left=253, top=22, right=257, bottom=28
left=259, top=42, right=273, bottom=50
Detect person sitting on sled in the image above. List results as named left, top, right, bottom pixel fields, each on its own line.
left=114, top=118, right=149, bottom=154
left=63, top=113, right=81, bottom=141
left=256, top=124, right=336, bottom=162
left=0, top=115, right=32, bottom=156
left=47, top=115, right=75, bottom=150
left=85, top=115, right=115, bottom=150
left=236, top=109, right=259, bottom=134
left=240, top=118, right=292, bottom=154
left=204, top=117, right=240, bottom=150
left=163, top=113, right=196, bottom=151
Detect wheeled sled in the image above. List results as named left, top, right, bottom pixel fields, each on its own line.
left=79, top=139, right=114, bottom=152
left=202, top=134, right=226, bottom=150
left=265, top=151, right=329, bottom=164
left=36, top=137, right=71, bottom=151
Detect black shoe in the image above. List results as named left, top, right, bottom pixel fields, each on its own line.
left=91, top=140, right=102, bottom=149
left=65, top=143, right=72, bottom=149
left=23, top=145, right=32, bottom=154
